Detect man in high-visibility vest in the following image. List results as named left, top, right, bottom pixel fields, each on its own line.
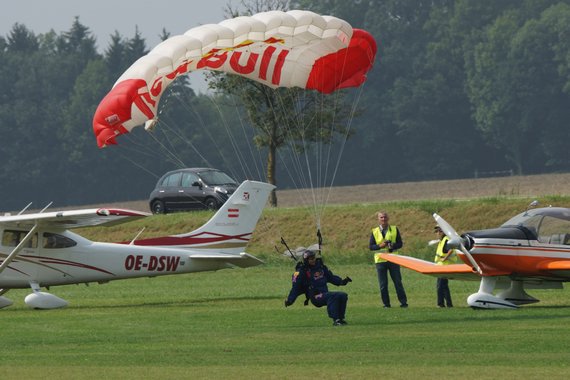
left=434, top=226, right=456, bottom=308
left=369, top=211, right=408, bottom=308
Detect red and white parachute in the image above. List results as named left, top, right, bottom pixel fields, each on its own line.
left=93, top=10, right=377, bottom=148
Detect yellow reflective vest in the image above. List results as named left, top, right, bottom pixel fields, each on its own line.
left=434, top=236, right=457, bottom=265
left=371, top=225, right=399, bottom=263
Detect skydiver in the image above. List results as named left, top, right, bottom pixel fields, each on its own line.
left=284, top=250, right=352, bottom=326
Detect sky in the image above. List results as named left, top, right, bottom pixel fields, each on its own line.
left=1, top=0, right=230, bottom=92
left=1, top=0, right=229, bottom=49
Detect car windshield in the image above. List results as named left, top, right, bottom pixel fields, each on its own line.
left=502, top=207, right=570, bottom=244
left=198, top=170, right=236, bottom=186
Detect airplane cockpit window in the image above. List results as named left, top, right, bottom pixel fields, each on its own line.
left=502, top=214, right=542, bottom=239
left=43, top=233, right=77, bottom=249
left=1, top=230, right=38, bottom=248
left=534, top=216, right=570, bottom=245
left=502, top=208, right=570, bottom=244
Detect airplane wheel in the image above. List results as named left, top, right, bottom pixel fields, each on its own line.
left=204, top=197, right=219, bottom=210
left=151, top=200, right=166, bottom=214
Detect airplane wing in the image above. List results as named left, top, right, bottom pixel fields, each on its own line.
left=0, top=208, right=151, bottom=229
left=380, top=253, right=480, bottom=281
left=189, top=253, right=264, bottom=268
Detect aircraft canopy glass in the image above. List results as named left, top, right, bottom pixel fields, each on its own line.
left=502, top=207, right=570, bottom=244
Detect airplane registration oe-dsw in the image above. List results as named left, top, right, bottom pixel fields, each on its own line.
left=381, top=204, right=570, bottom=309
left=0, top=180, right=274, bottom=310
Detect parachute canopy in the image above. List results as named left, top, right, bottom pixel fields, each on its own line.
left=93, top=10, right=377, bottom=148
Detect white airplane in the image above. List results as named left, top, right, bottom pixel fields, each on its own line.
left=0, top=180, right=274, bottom=309
left=381, top=204, right=570, bottom=309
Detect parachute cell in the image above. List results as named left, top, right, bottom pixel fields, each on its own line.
left=93, top=10, right=377, bottom=148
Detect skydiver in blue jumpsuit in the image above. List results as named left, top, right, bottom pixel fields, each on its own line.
left=284, top=250, right=352, bottom=326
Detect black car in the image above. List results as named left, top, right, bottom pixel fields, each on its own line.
left=149, top=168, right=239, bottom=214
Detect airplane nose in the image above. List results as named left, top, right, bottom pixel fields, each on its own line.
left=462, top=234, right=474, bottom=250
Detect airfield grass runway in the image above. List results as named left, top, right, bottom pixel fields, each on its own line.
left=4, top=177, right=570, bottom=379
left=2, top=262, right=570, bottom=379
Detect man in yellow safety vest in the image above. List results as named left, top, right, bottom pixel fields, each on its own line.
left=434, top=225, right=456, bottom=307
left=369, top=211, right=408, bottom=308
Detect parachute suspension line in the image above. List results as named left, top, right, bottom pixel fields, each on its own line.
left=316, top=91, right=328, bottom=221
left=313, top=43, right=354, bottom=226
left=315, top=88, right=342, bottom=223
left=149, top=124, right=190, bottom=168
left=206, top=94, right=256, bottom=181
left=244, top=84, right=307, bottom=186
left=272, top=88, right=323, bottom=229
left=170, top=87, right=236, bottom=170
left=142, top=84, right=245, bottom=181
left=153, top=92, right=187, bottom=167
left=153, top=118, right=214, bottom=169
left=229, top=93, right=265, bottom=181
left=322, top=84, right=366, bottom=210
left=313, top=88, right=345, bottom=230
left=235, top=84, right=298, bottom=186
left=270, top=89, right=312, bottom=197
left=277, top=89, right=311, bottom=192
left=315, top=30, right=371, bottom=225
left=269, top=81, right=366, bottom=244
left=280, top=89, right=327, bottom=224
left=118, top=128, right=187, bottom=169
left=123, top=89, right=193, bottom=170
left=114, top=150, right=162, bottom=180
left=139, top=120, right=187, bottom=168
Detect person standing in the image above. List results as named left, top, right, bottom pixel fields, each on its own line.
left=284, top=250, right=352, bottom=326
left=369, top=211, right=408, bottom=308
left=434, top=226, right=455, bottom=308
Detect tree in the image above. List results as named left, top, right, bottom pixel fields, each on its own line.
left=57, top=17, right=98, bottom=59
left=387, top=0, right=510, bottom=179
left=466, top=2, right=570, bottom=174
left=6, top=23, right=39, bottom=53
left=104, top=31, right=127, bottom=79
left=124, top=27, right=148, bottom=67
left=523, top=3, right=570, bottom=170
left=206, top=0, right=356, bottom=206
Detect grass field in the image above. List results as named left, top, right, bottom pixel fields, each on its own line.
left=4, top=182, right=570, bottom=379
left=2, top=261, right=570, bottom=379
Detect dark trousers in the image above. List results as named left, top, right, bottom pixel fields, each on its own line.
left=313, top=291, right=348, bottom=320
left=437, top=278, right=453, bottom=307
left=376, top=262, right=407, bottom=307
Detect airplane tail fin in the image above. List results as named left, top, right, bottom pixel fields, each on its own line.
left=133, top=180, right=275, bottom=254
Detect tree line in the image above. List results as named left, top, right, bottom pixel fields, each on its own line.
left=1, top=0, right=569, bottom=210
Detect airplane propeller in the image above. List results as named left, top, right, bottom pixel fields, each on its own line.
left=433, top=213, right=482, bottom=275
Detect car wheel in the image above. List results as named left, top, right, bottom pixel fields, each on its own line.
left=151, top=200, right=166, bottom=214
left=204, top=197, right=219, bottom=210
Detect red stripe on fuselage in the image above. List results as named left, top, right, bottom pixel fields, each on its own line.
left=22, top=255, right=115, bottom=275
left=129, top=231, right=252, bottom=246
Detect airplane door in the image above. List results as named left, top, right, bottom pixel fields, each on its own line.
left=1, top=229, right=39, bottom=279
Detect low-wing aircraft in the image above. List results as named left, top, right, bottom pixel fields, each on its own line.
left=0, top=180, right=274, bottom=309
left=381, top=204, right=570, bottom=309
